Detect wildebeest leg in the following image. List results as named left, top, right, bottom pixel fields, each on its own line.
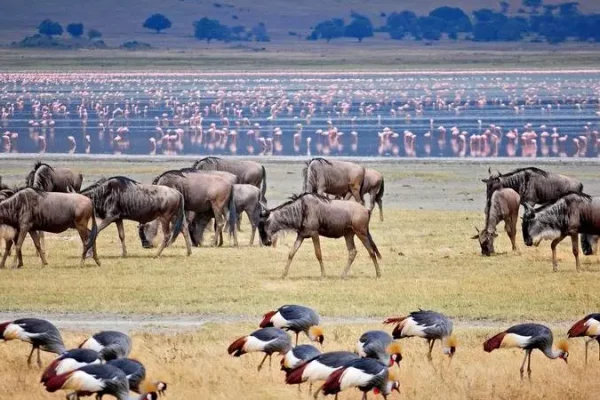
left=154, top=218, right=170, bottom=258
left=569, top=233, right=581, bottom=272
left=341, top=233, right=357, bottom=279
left=115, top=219, right=127, bottom=257
left=376, top=197, right=383, bottom=222
left=12, top=229, right=28, bottom=269
left=356, top=232, right=381, bottom=278
left=96, top=216, right=118, bottom=232
left=311, top=235, right=326, bottom=278
left=0, top=239, right=12, bottom=268
left=29, top=231, right=48, bottom=266
left=38, top=231, right=46, bottom=256
left=506, top=218, right=518, bottom=252
left=213, top=209, right=225, bottom=247
left=350, top=184, right=363, bottom=205
left=77, top=226, right=90, bottom=267
left=181, top=219, right=193, bottom=256
left=282, top=235, right=304, bottom=279
left=550, top=235, right=565, bottom=272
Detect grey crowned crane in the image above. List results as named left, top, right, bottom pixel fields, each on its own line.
left=384, top=309, right=457, bottom=361
left=260, top=304, right=324, bottom=346
left=281, top=344, right=322, bottom=372
left=108, top=358, right=167, bottom=396
left=0, top=318, right=66, bottom=367
left=284, top=351, right=359, bottom=398
left=41, top=349, right=102, bottom=385
left=227, top=327, right=292, bottom=372
left=484, top=323, right=568, bottom=380
left=78, top=331, right=132, bottom=361
left=356, top=330, right=402, bottom=367
left=320, top=358, right=400, bottom=400
left=43, top=364, right=158, bottom=400
left=568, top=313, right=600, bottom=364
left=281, top=344, right=322, bottom=394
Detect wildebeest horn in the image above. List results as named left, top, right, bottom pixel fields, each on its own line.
left=487, top=167, right=492, bottom=175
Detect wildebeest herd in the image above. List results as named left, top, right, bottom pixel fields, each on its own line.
left=475, top=166, right=600, bottom=272
left=1, top=158, right=600, bottom=276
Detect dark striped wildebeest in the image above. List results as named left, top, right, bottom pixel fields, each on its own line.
left=0, top=188, right=99, bottom=268
left=302, top=158, right=366, bottom=204
left=191, top=183, right=263, bottom=247
left=80, top=176, right=189, bottom=258
left=522, top=192, right=600, bottom=272
left=25, top=161, right=83, bottom=192
left=191, top=157, right=267, bottom=200
left=258, top=193, right=381, bottom=279
left=472, top=188, right=520, bottom=256
left=140, top=169, right=237, bottom=247
left=482, top=167, right=583, bottom=207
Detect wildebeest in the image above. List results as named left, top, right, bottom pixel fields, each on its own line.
left=302, top=158, right=366, bottom=204
left=482, top=167, right=583, bottom=206
left=80, top=176, right=189, bottom=258
left=472, top=188, right=520, bottom=256
left=581, top=234, right=599, bottom=256
left=140, top=169, right=237, bottom=247
left=340, top=168, right=384, bottom=221
left=522, top=192, right=600, bottom=272
left=192, top=157, right=267, bottom=199
left=0, top=188, right=99, bottom=268
left=258, top=193, right=381, bottom=279
left=26, top=161, right=83, bottom=192
left=191, top=183, right=263, bottom=247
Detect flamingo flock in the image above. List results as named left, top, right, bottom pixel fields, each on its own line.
left=0, top=72, right=598, bottom=157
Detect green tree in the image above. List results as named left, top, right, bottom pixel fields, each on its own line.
left=38, top=19, right=63, bottom=37
left=499, top=1, right=510, bottom=13
left=88, top=29, right=102, bottom=40
left=252, top=22, right=270, bottom=42
left=523, top=0, right=543, bottom=13
left=344, top=12, right=373, bottom=42
left=310, top=18, right=345, bottom=42
left=143, top=14, right=172, bottom=33
left=66, top=23, right=84, bottom=38
left=193, top=18, right=230, bottom=42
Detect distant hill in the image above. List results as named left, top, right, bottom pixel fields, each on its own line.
left=2, top=0, right=599, bottom=48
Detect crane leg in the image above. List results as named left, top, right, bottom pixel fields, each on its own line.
left=257, top=353, right=269, bottom=372
left=27, top=345, right=35, bottom=366
left=427, top=339, right=435, bottom=361
left=526, top=350, right=532, bottom=380
left=269, top=354, right=272, bottom=371
left=362, top=392, right=368, bottom=400
left=309, top=382, right=313, bottom=395
left=519, top=350, right=528, bottom=380
left=313, top=383, right=324, bottom=399
left=37, top=347, right=42, bottom=367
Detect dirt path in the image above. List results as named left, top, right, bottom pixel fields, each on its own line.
left=0, top=311, right=573, bottom=334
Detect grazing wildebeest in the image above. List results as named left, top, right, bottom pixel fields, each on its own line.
left=258, top=193, right=382, bottom=279
left=581, top=234, right=599, bottom=256
left=522, top=192, right=600, bottom=272
left=80, top=176, right=189, bottom=258
left=0, top=188, right=99, bottom=268
left=302, top=158, right=366, bottom=204
left=192, top=157, right=267, bottom=199
left=482, top=167, right=583, bottom=206
left=0, top=188, right=26, bottom=268
left=191, top=183, right=263, bottom=247
left=472, top=188, right=520, bottom=256
left=140, top=169, right=237, bottom=248
left=26, top=162, right=83, bottom=192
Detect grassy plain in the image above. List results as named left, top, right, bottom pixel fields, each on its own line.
left=2, top=325, right=600, bottom=400
left=2, top=47, right=600, bottom=72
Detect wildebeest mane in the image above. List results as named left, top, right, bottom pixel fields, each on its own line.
left=192, top=157, right=222, bottom=169
left=268, top=192, right=329, bottom=212
left=533, top=191, right=593, bottom=213
left=178, top=167, right=203, bottom=174
left=497, top=167, right=549, bottom=178
left=303, top=158, right=334, bottom=192
left=152, top=169, right=186, bottom=184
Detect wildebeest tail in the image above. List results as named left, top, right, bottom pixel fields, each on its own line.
left=260, top=165, right=267, bottom=200
left=85, top=208, right=98, bottom=255
left=228, top=188, right=238, bottom=235
left=169, top=192, right=185, bottom=245
left=367, top=228, right=381, bottom=260
left=359, top=167, right=366, bottom=199
left=374, top=177, right=385, bottom=203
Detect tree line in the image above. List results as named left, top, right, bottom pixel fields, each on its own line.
left=30, top=1, right=600, bottom=46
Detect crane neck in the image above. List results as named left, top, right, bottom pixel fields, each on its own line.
left=542, top=346, right=563, bottom=360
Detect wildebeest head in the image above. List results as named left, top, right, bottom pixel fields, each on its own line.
left=258, top=207, right=273, bottom=246
left=138, top=221, right=159, bottom=248
left=471, top=227, right=497, bottom=256
left=521, top=204, right=562, bottom=247
left=581, top=234, right=598, bottom=256
left=481, top=168, right=502, bottom=200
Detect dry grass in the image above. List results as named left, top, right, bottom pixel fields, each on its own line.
left=0, top=207, right=598, bottom=322
left=1, top=324, right=600, bottom=400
